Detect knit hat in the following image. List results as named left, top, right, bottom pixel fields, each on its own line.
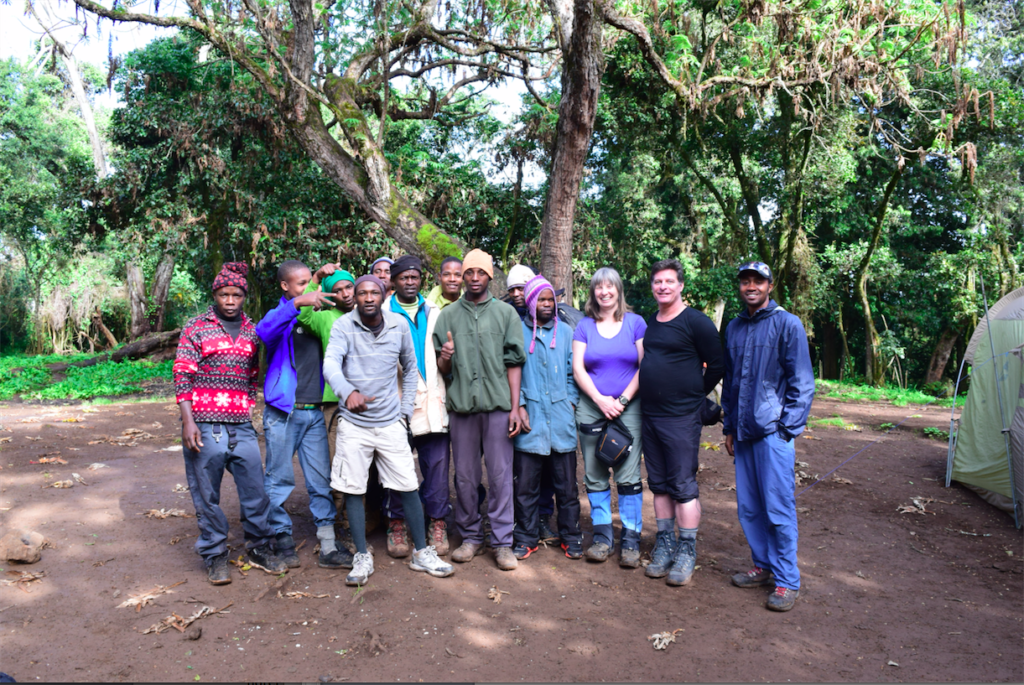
left=506, top=264, right=535, bottom=290
left=353, top=274, right=386, bottom=296
left=370, top=256, right=394, bottom=272
left=461, top=249, right=494, bottom=279
left=524, top=274, right=557, bottom=354
left=391, top=254, right=422, bottom=277
left=322, top=269, right=355, bottom=293
left=212, top=262, right=248, bottom=293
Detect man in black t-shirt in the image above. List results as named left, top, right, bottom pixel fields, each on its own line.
left=638, top=258, right=725, bottom=587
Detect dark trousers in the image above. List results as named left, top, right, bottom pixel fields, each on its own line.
left=182, top=422, right=273, bottom=561
left=538, top=461, right=556, bottom=517
left=513, top=450, right=582, bottom=547
left=450, top=411, right=515, bottom=547
left=382, top=432, right=452, bottom=521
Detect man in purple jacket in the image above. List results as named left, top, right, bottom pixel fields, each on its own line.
left=255, top=260, right=354, bottom=571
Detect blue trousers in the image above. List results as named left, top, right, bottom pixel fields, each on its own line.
left=182, top=422, right=273, bottom=561
left=262, top=405, right=337, bottom=533
left=734, top=432, right=801, bottom=590
left=382, top=432, right=452, bottom=521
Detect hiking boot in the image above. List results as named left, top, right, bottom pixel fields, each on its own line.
left=318, top=546, right=355, bottom=569
left=494, top=546, right=519, bottom=571
left=666, top=538, right=696, bottom=586
left=345, top=552, right=374, bottom=586
left=585, top=541, right=611, bottom=563
left=451, top=541, right=485, bottom=563
left=619, top=545, right=641, bottom=569
left=428, top=518, right=449, bottom=556
left=365, top=507, right=382, bottom=534
left=561, top=540, right=584, bottom=559
left=538, top=517, right=558, bottom=541
left=767, top=586, right=799, bottom=612
left=645, top=530, right=679, bottom=578
left=247, top=544, right=288, bottom=575
left=732, top=566, right=774, bottom=588
left=410, top=546, right=455, bottom=578
left=513, top=543, right=538, bottom=560
left=274, top=532, right=301, bottom=568
left=206, top=552, right=231, bottom=585
left=387, top=519, right=411, bottom=558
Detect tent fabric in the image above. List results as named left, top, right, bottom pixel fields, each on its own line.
left=964, top=285, right=1024, bottom=365
left=950, top=294, right=1024, bottom=525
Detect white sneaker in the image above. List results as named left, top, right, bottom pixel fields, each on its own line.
left=410, top=545, right=455, bottom=578
left=345, top=552, right=374, bottom=586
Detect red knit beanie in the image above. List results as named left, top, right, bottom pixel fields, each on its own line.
left=212, top=262, right=249, bottom=293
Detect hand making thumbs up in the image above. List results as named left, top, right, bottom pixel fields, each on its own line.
left=440, top=330, right=455, bottom=362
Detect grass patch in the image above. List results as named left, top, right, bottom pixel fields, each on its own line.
left=0, top=353, right=173, bottom=400
left=815, top=380, right=963, bottom=407
left=922, top=426, right=950, bottom=441
left=808, top=414, right=862, bottom=431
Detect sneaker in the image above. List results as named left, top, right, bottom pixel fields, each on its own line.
left=585, top=541, right=611, bottom=563
left=561, top=540, right=584, bottom=559
left=538, top=517, right=558, bottom=541
left=206, top=552, right=231, bottom=585
left=645, top=530, right=679, bottom=578
left=318, top=546, right=355, bottom=569
left=732, top=566, right=774, bottom=588
left=513, top=543, right=538, bottom=560
left=410, top=546, right=455, bottom=578
left=619, top=546, right=641, bottom=569
left=767, top=586, right=799, bottom=612
left=274, top=532, right=301, bottom=568
left=248, top=544, right=288, bottom=575
left=494, top=546, right=519, bottom=571
left=451, top=541, right=485, bottom=563
left=666, top=538, right=696, bottom=586
left=428, top=519, right=449, bottom=556
left=345, top=552, right=374, bottom=586
left=387, top=519, right=411, bottom=558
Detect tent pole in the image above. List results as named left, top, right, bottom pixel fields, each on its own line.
left=946, top=355, right=968, bottom=488
left=979, top=274, right=1019, bottom=528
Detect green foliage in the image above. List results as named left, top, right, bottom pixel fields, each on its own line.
left=26, top=359, right=173, bottom=400
left=815, top=380, right=963, bottom=408
left=922, top=426, right=950, bottom=441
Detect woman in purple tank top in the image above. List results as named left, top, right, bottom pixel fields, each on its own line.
left=571, top=267, right=646, bottom=568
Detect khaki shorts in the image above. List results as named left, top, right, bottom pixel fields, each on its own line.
left=331, top=419, right=418, bottom=495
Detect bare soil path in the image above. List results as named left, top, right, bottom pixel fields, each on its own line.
left=0, top=396, right=1020, bottom=682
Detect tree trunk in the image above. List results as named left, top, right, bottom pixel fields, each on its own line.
left=110, top=329, right=181, bottom=362
left=539, top=0, right=603, bottom=304
left=127, top=262, right=150, bottom=341
left=837, top=305, right=852, bottom=382
left=925, top=326, right=960, bottom=385
left=148, top=252, right=176, bottom=333
left=853, top=165, right=903, bottom=387
left=90, top=307, right=118, bottom=349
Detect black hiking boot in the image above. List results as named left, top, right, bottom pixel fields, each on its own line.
left=248, top=544, right=288, bottom=574
left=274, top=532, right=301, bottom=568
left=207, top=551, right=231, bottom=585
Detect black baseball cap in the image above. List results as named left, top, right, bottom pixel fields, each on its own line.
left=737, top=261, right=773, bottom=282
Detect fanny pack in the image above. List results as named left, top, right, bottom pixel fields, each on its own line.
left=578, top=417, right=634, bottom=469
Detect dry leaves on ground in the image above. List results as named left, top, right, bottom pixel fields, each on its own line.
left=169, top=534, right=195, bottom=545
left=487, top=587, right=510, bottom=604
left=228, top=556, right=250, bottom=575
left=114, top=412, right=136, bottom=417
left=898, top=496, right=936, bottom=515
left=87, top=463, right=108, bottom=470
left=279, top=590, right=329, bottom=599
left=45, top=479, right=74, bottom=489
left=795, top=470, right=819, bottom=487
left=173, top=484, right=189, bottom=493
left=142, top=508, right=194, bottom=519
left=2, top=570, right=45, bottom=593
left=831, top=475, right=854, bottom=485
left=117, top=581, right=187, bottom=611
left=59, top=417, right=84, bottom=423
left=0, top=437, right=11, bottom=444
left=648, top=628, right=685, bottom=650
left=72, top=473, right=88, bottom=485
left=31, top=456, right=67, bottom=465
left=713, top=482, right=736, bottom=491
left=89, top=428, right=157, bottom=447
left=700, top=441, right=721, bottom=451
left=141, top=602, right=233, bottom=635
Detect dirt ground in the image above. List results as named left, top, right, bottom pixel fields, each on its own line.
left=0, top=394, right=1021, bottom=683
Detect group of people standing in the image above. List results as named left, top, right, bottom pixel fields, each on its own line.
left=173, top=247, right=814, bottom=612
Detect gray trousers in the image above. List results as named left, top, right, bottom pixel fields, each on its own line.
left=449, top=411, right=514, bottom=547
left=182, top=422, right=274, bottom=562
left=577, top=394, right=644, bottom=492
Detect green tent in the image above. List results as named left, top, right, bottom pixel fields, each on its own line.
left=947, top=286, right=1024, bottom=527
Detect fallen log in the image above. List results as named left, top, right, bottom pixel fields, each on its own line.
left=44, top=329, right=181, bottom=372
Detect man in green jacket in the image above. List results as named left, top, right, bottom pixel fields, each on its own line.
left=432, top=249, right=526, bottom=571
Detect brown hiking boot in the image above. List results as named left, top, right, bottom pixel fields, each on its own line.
left=494, top=546, right=518, bottom=571
left=732, top=566, right=774, bottom=588
left=429, top=518, right=450, bottom=556
left=451, top=541, right=485, bottom=563
left=386, top=519, right=411, bottom=558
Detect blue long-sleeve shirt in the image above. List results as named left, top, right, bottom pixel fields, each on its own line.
left=722, top=300, right=815, bottom=442
left=255, top=295, right=324, bottom=414
left=514, top=317, right=579, bottom=455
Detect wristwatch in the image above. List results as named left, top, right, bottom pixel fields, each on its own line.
left=618, top=395, right=630, bottom=407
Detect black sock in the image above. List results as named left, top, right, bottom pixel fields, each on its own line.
left=400, top=490, right=427, bottom=551
left=346, top=494, right=367, bottom=555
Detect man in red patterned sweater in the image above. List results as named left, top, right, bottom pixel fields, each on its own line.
left=174, top=262, right=288, bottom=584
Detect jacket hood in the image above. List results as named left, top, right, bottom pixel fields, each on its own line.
left=739, top=299, right=782, bottom=321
